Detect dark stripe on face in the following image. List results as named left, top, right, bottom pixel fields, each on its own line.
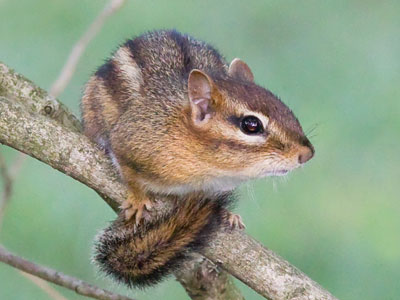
left=206, top=136, right=262, bottom=152
left=216, top=79, right=305, bottom=137
left=227, top=115, right=241, bottom=127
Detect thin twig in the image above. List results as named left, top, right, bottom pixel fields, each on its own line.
left=19, top=271, right=68, bottom=300
left=9, top=152, right=26, bottom=178
left=0, top=151, right=26, bottom=232
left=1, top=163, right=73, bottom=300
left=49, top=0, right=126, bottom=97
left=0, top=153, right=13, bottom=231
left=0, top=245, right=134, bottom=300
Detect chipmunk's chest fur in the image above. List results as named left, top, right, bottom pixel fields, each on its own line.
left=137, top=174, right=243, bottom=196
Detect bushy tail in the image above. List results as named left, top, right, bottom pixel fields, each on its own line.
left=94, top=193, right=231, bottom=288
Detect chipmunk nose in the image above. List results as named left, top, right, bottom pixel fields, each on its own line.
left=298, top=145, right=314, bottom=164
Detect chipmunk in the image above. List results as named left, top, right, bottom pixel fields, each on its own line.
left=81, top=30, right=314, bottom=288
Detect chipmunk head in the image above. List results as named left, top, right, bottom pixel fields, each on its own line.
left=182, top=58, right=314, bottom=191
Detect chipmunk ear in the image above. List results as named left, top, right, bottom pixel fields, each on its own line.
left=228, top=58, right=254, bottom=82
left=188, top=69, right=215, bottom=126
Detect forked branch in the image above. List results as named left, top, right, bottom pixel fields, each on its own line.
left=0, top=62, right=338, bottom=300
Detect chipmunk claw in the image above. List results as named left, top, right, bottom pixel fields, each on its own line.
left=121, top=198, right=153, bottom=225
left=120, top=200, right=132, bottom=210
left=123, top=205, right=136, bottom=221
left=226, top=212, right=246, bottom=230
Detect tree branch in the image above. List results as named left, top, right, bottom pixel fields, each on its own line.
left=1, top=1, right=238, bottom=298
left=0, top=62, right=338, bottom=300
left=0, top=62, right=242, bottom=300
left=175, top=254, right=244, bottom=300
left=0, top=246, right=134, bottom=300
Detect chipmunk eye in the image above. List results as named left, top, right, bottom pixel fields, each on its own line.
left=240, top=116, right=263, bottom=134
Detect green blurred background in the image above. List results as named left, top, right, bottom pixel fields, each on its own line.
left=1, top=0, right=399, bottom=299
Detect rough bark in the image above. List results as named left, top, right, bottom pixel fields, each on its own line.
left=175, top=254, right=244, bottom=300
left=0, top=62, right=338, bottom=300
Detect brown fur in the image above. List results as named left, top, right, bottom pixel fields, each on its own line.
left=82, top=30, right=314, bottom=288
left=94, top=193, right=232, bottom=287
